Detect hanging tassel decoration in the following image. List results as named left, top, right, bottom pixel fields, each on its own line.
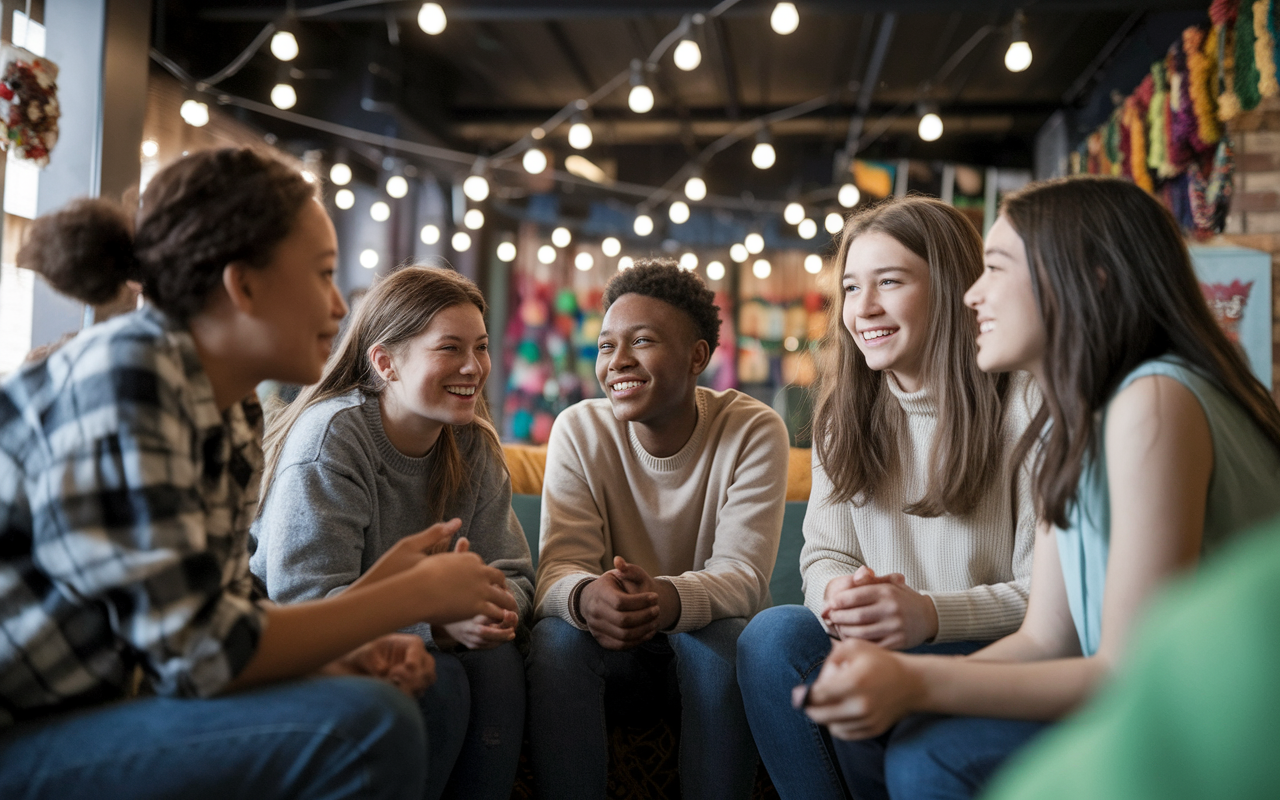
left=1103, top=107, right=1123, bottom=176
left=1128, top=76, right=1155, bottom=191
left=1087, top=130, right=1104, bottom=175
left=1148, top=62, right=1175, bottom=178
left=1168, top=41, right=1199, bottom=168
left=1185, top=26, right=1223, bottom=149
left=1254, top=0, right=1278, bottom=96
left=1235, top=0, right=1263, bottom=110
left=1212, top=0, right=1242, bottom=118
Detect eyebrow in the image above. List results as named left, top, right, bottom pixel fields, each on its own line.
left=984, top=247, right=1016, bottom=259
left=597, top=323, right=657, bottom=338
left=842, top=265, right=912, bottom=280
left=435, top=333, right=489, bottom=342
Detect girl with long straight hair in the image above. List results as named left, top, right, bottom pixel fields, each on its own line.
left=253, top=265, right=534, bottom=800
left=801, top=177, right=1280, bottom=800
left=738, top=196, right=1039, bottom=799
left=0, top=148, right=514, bottom=800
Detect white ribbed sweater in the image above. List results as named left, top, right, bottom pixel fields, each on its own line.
left=800, top=375, right=1038, bottom=642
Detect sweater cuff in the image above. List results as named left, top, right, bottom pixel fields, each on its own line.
left=664, top=574, right=711, bottom=634
left=922, top=590, right=1023, bottom=644
left=540, top=573, right=596, bottom=631
left=802, top=562, right=852, bottom=617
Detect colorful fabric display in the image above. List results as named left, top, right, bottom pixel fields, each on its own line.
left=1185, top=26, right=1223, bottom=150
left=1254, top=0, right=1278, bottom=97
left=1148, top=62, right=1176, bottom=178
left=1235, top=0, right=1263, bottom=110
left=1212, top=0, right=1242, bottom=118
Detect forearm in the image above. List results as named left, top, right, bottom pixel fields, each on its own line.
left=925, top=581, right=1030, bottom=643
left=908, top=651, right=1109, bottom=721
left=655, top=578, right=682, bottom=630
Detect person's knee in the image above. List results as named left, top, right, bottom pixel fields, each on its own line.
left=528, top=617, right=598, bottom=667
left=420, top=651, right=469, bottom=724
left=324, top=677, right=427, bottom=769
left=740, top=605, right=829, bottom=684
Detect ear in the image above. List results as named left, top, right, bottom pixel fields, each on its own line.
left=690, top=339, right=711, bottom=377
left=368, top=343, right=396, bottom=382
left=221, top=261, right=259, bottom=315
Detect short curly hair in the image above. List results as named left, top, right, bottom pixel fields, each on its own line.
left=602, top=258, right=721, bottom=354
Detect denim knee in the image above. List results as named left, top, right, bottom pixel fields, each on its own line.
left=322, top=677, right=428, bottom=793
left=528, top=617, right=598, bottom=666
left=739, top=604, right=830, bottom=686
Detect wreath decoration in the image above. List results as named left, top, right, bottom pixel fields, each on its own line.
left=0, top=43, right=60, bottom=167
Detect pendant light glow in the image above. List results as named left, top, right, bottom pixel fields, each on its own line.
left=385, top=175, right=408, bottom=198
left=497, top=241, right=517, bottom=262
left=418, top=3, right=446, bottom=35
left=918, top=112, right=943, bottom=142
left=464, top=209, right=485, bottom=230
left=679, top=252, right=698, bottom=270
left=629, top=84, right=654, bottom=113
left=825, top=212, right=844, bottom=234
left=452, top=231, right=472, bottom=252
left=574, top=252, right=595, bottom=271
left=537, top=245, right=557, bottom=264
left=462, top=174, right=490, bottom=202
left=706, top=260, right=725, bottom=280
left=568, top=121, right=593, bottom=150
left=783, top=202, right=804, bottom=225
left=370, top=201, right=390, bottom=222
left=744, top=232, right=765, bottom=254
left=602, top=237, right=621, bottom=257
left=798, top=218, right=817, bottom=239
left=673, top=39, right=702, bottom=71
left=618, top=256, right=634, bottom=270
left=270, top=83, right=297, bottom=110
left=770, top=3, right=799, bottom=35
left=1005, top=41, right=1032, bottom=72
left=523, top=147, right=548, bottom=174
left=838, top=183, right=861, bottom=208
left=669, top=201, right=690, bottom=224
left=551, top=227, right=572, bottom=248
left=270, top=30, right=298, bottom=61
left=804, top=254, right=823, bottom=274
left=359, top=249, right=379, bottom=269
left=180, top=99, right=209, bottom=127
left=329, top=162, right=352, bottom=185
left=334, top=189, right=354, bottom=209
left=634, top=214, right=654, bottom=236
left=420, top=224, right=440, bottom=244
left=729, top=243, right=749, bottom=263
left=751, top=141, right=776, bottom=169
left=684, top=175, right=707, bottom=201
left=752, top=259, right=772, bottom=279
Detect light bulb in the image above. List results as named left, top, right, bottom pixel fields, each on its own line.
left=464, top=208, right=484, bottom=230
left=359, top=249, right=379, bottom=269
left=386, top=175, right=408, bottom=198
left=602, top=236, right=621, bottom=257
left=568, top=122, right=593, bottom=150
left=751, top=142, right=776, bottom=169
left=141, top=139, right=159, bottom=158
left=463, top=174, right=489, bottom=201
left=752, top=259, right=772, bottom=279
left=784, top=336, right=799, bottom=352
left=669, top=201, right=690, bottom=224
left=771, top=3, right=799, bottom=35
left=918, top=112, right=943, bottom=142
left=420, top=224, right=440, bottom=244
left=673, top=39, right=701, bottom=71
left=685, top=176, right=707, bottom=201
left=745, top=232, right=765, bottom=254
left=706, top=260, right=725, bottom=281
left=334, top=189, right=355, bottom=209
left=330, top=162, right=352, bottom=185
left=370, top=201, right=390, bottom=222
left=825, top=212, right=843, bottom=234
left=270, top=30, right=298, bottom=61
left=679, top=252, right=698, bottom=270
left=271, top=83, right=297, bottom=110
left=783, top=202, right=804, bottom=225
left=629, top=84, right=654, bottom=113
left=634, top=214, right=654, bottom=236
left=179, top=99, right=209, bottom=127
left=798, top=218, right=817, bottom=239
left=523, top=147, right=548, bottom=174
left=301, top=170, right=317, bottom=184
left=552, top=226, right=572, bottom=247
left=1005, top=41, right=1032, bottom=72
left=618, top=256, right=634, bottom=270
left=804, top=254, right=823, bottom=274
left=729, top=243, right=749, bottom=263
left=418, top=3, right=446, bottom=35
left=537, top=245, right=557, bottom=264
left=497, top=241, right=517, bottom=262
left=838, top=183, right=861, bottom=208
left=575, top=251, right=594, bottom=271
left=452, top=231, right=472, bottom=252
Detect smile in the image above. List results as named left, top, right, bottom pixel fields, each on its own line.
left=610, top=380, right=646, bottom=392
left=860, top=328, right=897, bottom=341
left=445, top=386, right=476, bottom=396
left=979, top=321, right=995, bottom=334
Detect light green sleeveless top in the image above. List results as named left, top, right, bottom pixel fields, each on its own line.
left=1057, top=356, right=1280, bottom=656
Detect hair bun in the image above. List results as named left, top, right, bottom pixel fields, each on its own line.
left=17, top=198, right=140, bottom=305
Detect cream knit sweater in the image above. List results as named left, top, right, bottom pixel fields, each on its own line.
left=534, top=387, right=790, bottom=634
left=800, top=374, right=1038, bottom=642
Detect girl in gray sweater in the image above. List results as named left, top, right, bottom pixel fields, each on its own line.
left=251, top=266, right=533, bottom=800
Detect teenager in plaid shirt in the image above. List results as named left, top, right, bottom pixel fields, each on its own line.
left=0, top=148, right=515, bottom=799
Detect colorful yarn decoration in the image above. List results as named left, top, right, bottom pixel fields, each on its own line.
left=1212, top=0, right=1242, bottom=119
left=1124, top=90, right=1154, bottom=192
left=1184, top=26, right=1222, bottom=150
left=1235, top=0, right=1263, bottom=110
left=1148, top=62, right=1176, bottom=178
left=1189, top=137, right=1235, bottom=237
left=1118, top=101, right=1133, bottom=179
left=1271, top=0, right=1280, bottom=82
left=1103, top=108, right=1123, bottom=176
left=1163, top=171, right=1197, bottom=230
left=1167, top=41, right=1199, bottom=168
left=1087, top=130, right=1104, bottom=175
left=1254, top=0, right=1278, bottom=96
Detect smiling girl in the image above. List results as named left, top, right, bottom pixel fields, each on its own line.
left=801, top=178, right=1280, bottom=800
left=738, top=196, right=1038, bottom=799
left=252, top=265, right=533, bottom=800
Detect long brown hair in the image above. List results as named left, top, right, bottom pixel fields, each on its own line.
left=262, top=265, right=505, bottom=519
left=812, top=196, right=1012, bottom=517
left=1002, top=176, right=1280, bottom=528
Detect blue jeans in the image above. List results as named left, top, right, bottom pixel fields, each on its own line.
left=739, top=604, right=1023, bottom=800
left=418, top=641, right=525, bottom=800
left=526, top=616, right=758, bottom=800
left=0, top=676, right=425, bottom=800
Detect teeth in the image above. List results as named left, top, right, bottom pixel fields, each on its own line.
left=611, top=381, right=644, bottom=391
left=979, top=321, right=995, bottom=334
left=862, top=329, right=894, bottom=341
left=445, top=386, right=476, bottom=396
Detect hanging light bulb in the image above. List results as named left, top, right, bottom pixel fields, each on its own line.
left=452, top=231, right=472, bottom=252
left=464, top=209, right=485, bottom=230
left=770, top=3, right=799, bottom=35
left=1005, top=11, right=1032, bottom=72
left=575, top=252, right=595, bottom=271
left=673, top=38, right=701, bottom=71
left=825, top=212, right=844, bottom=234
left=568, top=119, right=593, bottom=150
left=359, top=249, right=379, bottom=269
left=386, top=175, right=409, bottom=198
left=684, top=174, right=707, bottom=201
left=420, top=224, right=440, bottom=244
left=497, top=241, right=517, bottom=262
left=679, top=252, right=698, bottom=270
left=618, top=256, right=634, bottom=270
left=602, top=236, right=621, bottom=257
left=463, top=173, right=490, bottom=202
left=537, top=244, right=557, bottom=264
left=798, top=218, right=817, bottom=239
left=706, top=260, right=726, bottom=280
left=751, top=129, right=776, bottom=170
left=745, top=232, right=765, bottom=254
left=301, top=170, right=317, bottom=184
left=783, top=202, right=805, bottom=225
left=418, top=3, right=446, bottom=35
left=669, top=201, right=691, bottom=224
left=523, top=147, right=548, bottom=174
left=918, top=108, right=943, bottom=142
left=552, top=226, right=572, bottom=247
left=634, top=213, right=654, bottom=236
left=141, top=139, right=159, bottom=159
left=270, top=30, right=299, bottom=61
left=838, top=183, right=861, bottom=208
left=334, top=189, right=355, bottom=209
left=330, top=162, right=352, bottom=185
left=179, top=99, right=209, bottom=127
left=628, top=59, right=654, bottom=113
left=729, top=243, right=749, bottom=263
left=752, top=259, right=773, bottom=279
left=271, top=82, right=297, bottom=110
left=804, top=254, right=823, bottom=274
left=370, top=202, right=391, bottom=222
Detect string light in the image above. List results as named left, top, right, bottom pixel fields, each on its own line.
left=270, top=30, right=298, bottom=61
left=798, top=218, right=817, bottom=239
left=783, top=202, right=804, bottom=225
left=634, top=214, right=654, bottom=236
left=301, top=170, right=317, bottom=184
left=420, top=224, right=440, bottom=244
left=334, top=189, right=354, bottom=209
left=752, top=258, right=772, bottom=279
left=370, top=201, right=390, bottom=221
left=330, top=162, right=352, bottom=185
left=825, top=212, right=843, bottom=234
left=669, top=201, right=690, bottom=224
left=918, top=110, right=943, bottom=142
left=628, top=59, right=654, bottom=113
left=618, top=256, right=634, bottom=270
left=179, top=99, right=209, bottom=127
left=673, top=38, right=701, bottom=71
left=418, top=3, right=446, bottom=35
left=497, top=241, right=517, bottom=262
left=462, top=174, right=490, bottom=202
left=602, top=236, right=621, bottom=257
left=464, top=208, right=484, bottom=229
left=784, top=336, right=799, bottom=351
left=838, top=183, right=860, bottom=208
left=141, top=139, right=159, bottom=158
left=360, top=249, right=378, bottom=269
left=770, top=3, right=799, bottom=35
left=729, top=243, right=749, bottom=262
left=523, top=147, right=548, bottom=174
left=684, top=175, right=707, bottom=201
left=452, top=231, right=472, bottom=251
left=1005, top=11, right=1032, bottom=72
left=679, top=252, right=698, bottom=270
left=551, top=226, right=572, bottom=247
left=568, top=119, right=593, bottom=150
left=751, top=130, right=776, bottom=169
left=706, top=260, right=725, bottom=280
left=537, top=245, right=557, bottom=264
left=271, top=82, right=297, bottom=110
left=745, top=232, right=765, bottom=254
left=574, top=252, right=595, bottom=271
left=804, top=254, right=823, bottom=274
left=386, top=175, right=408, bottom=198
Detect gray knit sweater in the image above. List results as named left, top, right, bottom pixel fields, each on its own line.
left=250, top=390, right=534, bottom=647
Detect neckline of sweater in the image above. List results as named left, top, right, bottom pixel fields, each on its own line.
left=626, top=387, right=711, bottom=473
left=885, top=373, right=935, bottom=417
left=361, top=392, right=440, bottom=476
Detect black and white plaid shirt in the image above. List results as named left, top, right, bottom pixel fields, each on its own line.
left=0, top=306, right=266, bottom=726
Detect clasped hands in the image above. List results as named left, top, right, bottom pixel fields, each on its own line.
left=821, top=564, right=938, bottom=650
left=579, top=556, right=681, bottom=650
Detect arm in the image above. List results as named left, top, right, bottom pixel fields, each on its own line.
left=799, top=453, right=866, bottom=615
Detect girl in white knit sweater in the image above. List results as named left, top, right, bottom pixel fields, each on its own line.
left=738, top=196, right=1038, bottom=800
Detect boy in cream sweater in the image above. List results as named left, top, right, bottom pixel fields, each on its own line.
left=527, top=259, right=790, bottom=799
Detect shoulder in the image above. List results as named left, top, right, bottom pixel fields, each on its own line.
left=703, top=387, right=789, bottom=443
left=1105, top=371, right=1209, bottom=459
left=548, top=398, right=621, bottom=448
left=455, top=423, right=508, bottom=481
left=279, top=390, right=371, bottom=469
